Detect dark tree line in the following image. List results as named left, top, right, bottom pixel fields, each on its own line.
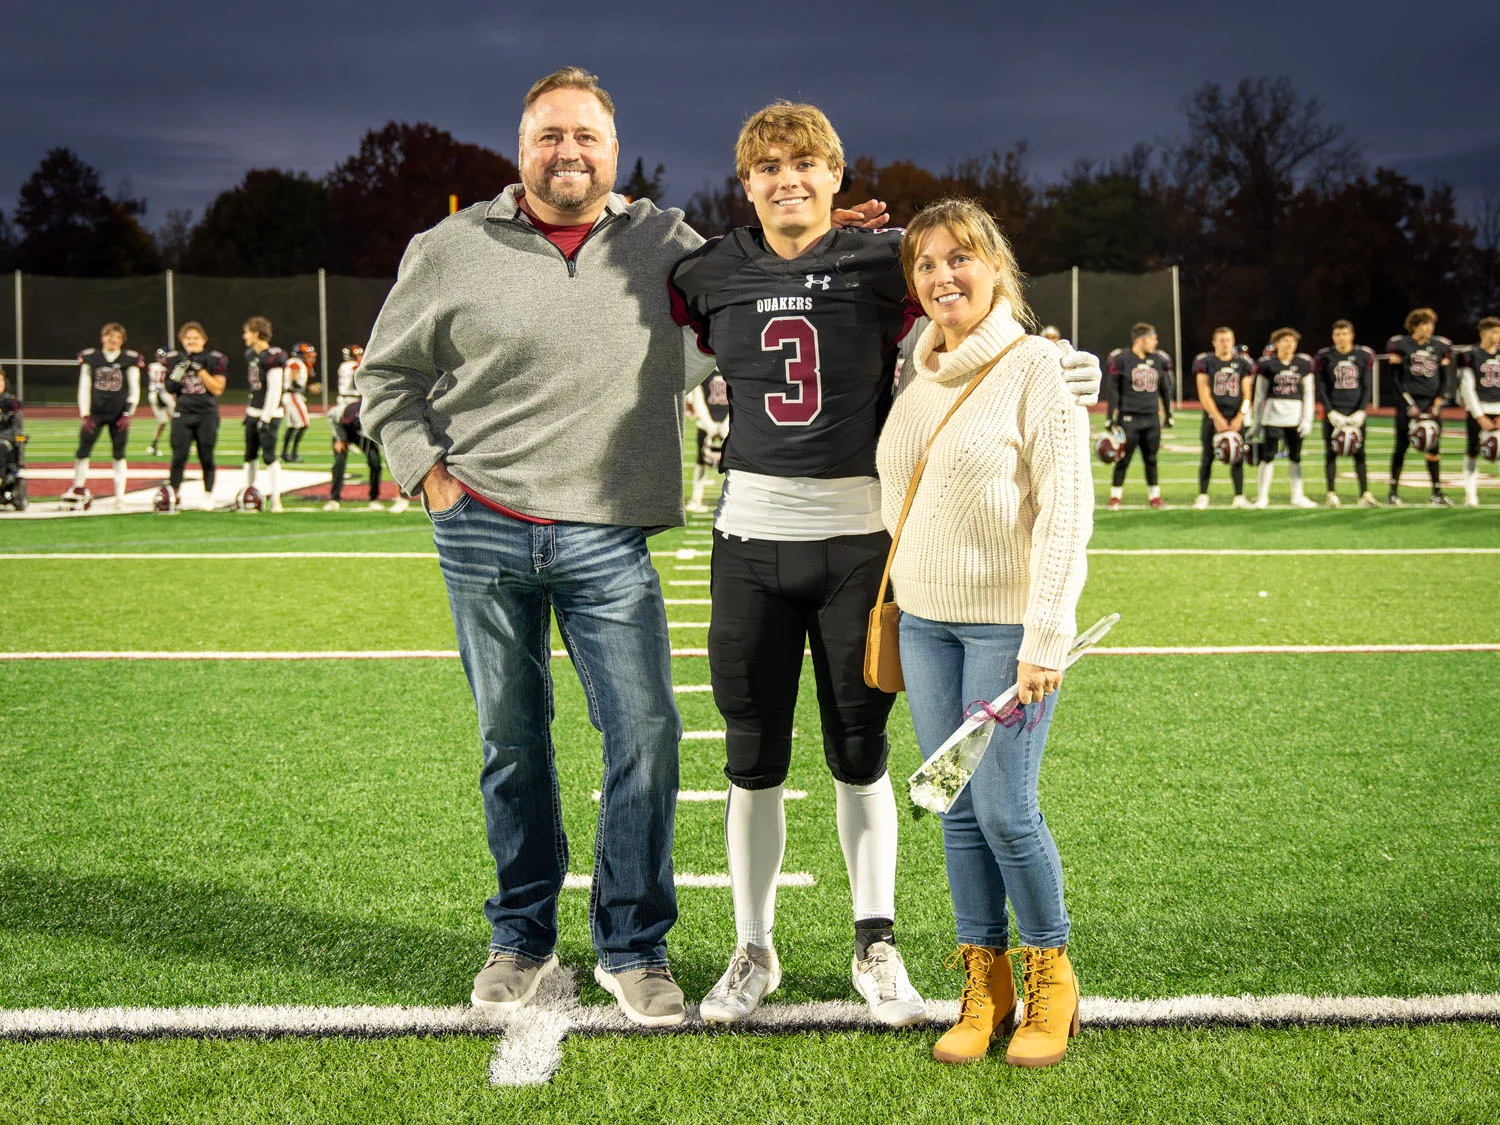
left=4, top=77, right=1497, bottom=348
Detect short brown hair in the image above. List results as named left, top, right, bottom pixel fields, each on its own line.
left=1331, top=319, right=1354, bottom=333
left=735, top=102, right=844, bottom=181
left=1131, top=322, right=1156, bottom=340
left=178, top=321, right=206, bottom=343
left=1270, top=327, right=1301, bottom=344
left=243, top=316, right=272, bottom=341
left=1211, top=325, right=1234, bottom=338
left=101, top=322, right=126, bottom=341
left=1476, top=316, right=1500, bottom=334
left=900, top=197, right=1034, bottom=330
left=521, top=67, right=615, bottom=133
left=1404, top=307, right=1437, bottom=333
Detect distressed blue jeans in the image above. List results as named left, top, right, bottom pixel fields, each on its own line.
left=899, top=614, right=1070, bottom=949
left=430, top=493, right=681, bottom=971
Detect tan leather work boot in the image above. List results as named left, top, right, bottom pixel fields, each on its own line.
left=1005, top=945, right=1079, bottom=1067
left=932, top=945, right=1017, bottom=1064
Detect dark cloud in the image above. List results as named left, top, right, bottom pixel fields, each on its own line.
left=3, top=0, right=1497, bottom=231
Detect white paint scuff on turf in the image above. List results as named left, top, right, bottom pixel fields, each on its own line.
left=1, top=467, right=332, bottom=519
left=5, top=989, right=1498, bottom=1090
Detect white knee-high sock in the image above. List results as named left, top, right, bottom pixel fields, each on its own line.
left=243, top=461, right=256, bottom=488
left=1289, top=462, right=1304, bottom=499
left=726, top=783, right=785, bottom=948
left=834, top=774, right=898, bottom=923
left=112, top=459, right=127, bottom=499
left=72, top=459, right=88, bottom=489
left=1257, top=460, right=1274, bottom=501
left=267, top=461, right=280, bottom=499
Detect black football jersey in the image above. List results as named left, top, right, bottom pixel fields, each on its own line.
left=1254, top=353, right=1313, bottom=400
left=245, top=346, right=288, bottom=411
left=1313, top=346, right=1375, bottom=414
left=1106, top=348, right=1174, bottom=416
left=78, top=348, right=140, bottom=419
left=163, top=349, right=227, bottom=414
left=1460, top=345, right=1500, bottom=405
left=1385, top=334, right=1450, bottom=403
left=1191, top=351, right=1254, bottom=414
left=670, top=227, right=910, bottom=478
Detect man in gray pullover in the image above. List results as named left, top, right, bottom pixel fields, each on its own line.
left=357, top=68, right=714, bottom=1026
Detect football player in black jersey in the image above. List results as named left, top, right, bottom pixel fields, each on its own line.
left=684, top=369, right=729, bottom=512
left=1191, top=326, right=1254, bottom=508
left=65, top=322, right=141, bottom=510
left=1385, top=307, right=1453, bottom=506
left=1104, top=323, right=1174, bottom=510
left=1313, top=320, right=1379, bottom=507
left=162, top=321, right=228, bottom=510
left=1248, top=328, right=1317, bottom=508
left=671, top=103, right=1100, bottom=1029
left=1458, top=316, right=1500, bottom=507
left=241, top=316, right=287, bottom=511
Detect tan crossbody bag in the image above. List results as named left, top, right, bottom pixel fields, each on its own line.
left=864, top=336, right=1024, bottom=692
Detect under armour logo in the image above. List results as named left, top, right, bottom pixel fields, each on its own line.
left=804, top=274, right=831, bottom=290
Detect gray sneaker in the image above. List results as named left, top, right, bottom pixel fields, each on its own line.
left=853, top=941, right=928, bottom=1028
left=699, top=943, right=781, bottom=1025
left=593, top=963, right=686, bottom=1027
left=470, top=950, right=558, bottom=1011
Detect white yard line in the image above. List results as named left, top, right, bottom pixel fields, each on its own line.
left=672, top=684, right=713, bottom=693
left=5, top=644, right=1496, bottom=661
left=589, top=789, right=807, bottom=802
left=562, top=872, right=812, bottom=890
left=669, top=580, right=711, bottom=586
left=664, top=599, right=712, bottom=606
left=682, top=731, right=725, bottom=740
left=667, top=622, right=711, bottom=630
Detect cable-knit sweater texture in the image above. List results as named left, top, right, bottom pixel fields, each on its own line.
left=876, top=301, right=1093, bottom=669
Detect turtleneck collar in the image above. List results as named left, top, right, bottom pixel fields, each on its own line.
left=912, top=298, right=1027, bottom=384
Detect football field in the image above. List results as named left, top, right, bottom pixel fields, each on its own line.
left=2, top=414, right=1499, bottom=1124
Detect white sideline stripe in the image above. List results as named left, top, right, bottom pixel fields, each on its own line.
left=562, top=872, right=813, bottom=890
left=664, top=599, right=711, bottom=606
left=669, top=579, right=711, bottom=586
left=672, top=684, right=712, bottom=693
left=7, top=547, right=1496, bottom=562
left=589, top=789, right=807, bottom=802
left=682, top=731, right=725, bottom=740
left=667, top=622, right=711, bottom=630
left=4, top=990, right=1495, bottom=1044
left=5, top=644, right=1495, bottom=662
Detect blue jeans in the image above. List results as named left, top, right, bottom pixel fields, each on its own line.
left=430, top=493, right=681, bottom=971
left=899, top=614, right=1070, bottom=949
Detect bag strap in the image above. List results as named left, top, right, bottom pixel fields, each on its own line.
left=874, top=334, right=1026, bottom=609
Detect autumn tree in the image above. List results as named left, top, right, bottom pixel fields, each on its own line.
left=12, top=148, right=160, bottom=276
left=181, top=170, right=338, bottom=276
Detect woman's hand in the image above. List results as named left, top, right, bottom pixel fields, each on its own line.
left=422, top=461, right=464, bottom=511
left=1016, top=661, right=1060, bottom=705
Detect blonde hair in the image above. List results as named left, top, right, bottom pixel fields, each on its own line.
left=520, top=66, right=616, bottom=137
left=735, top=102, right=844, bottom=181
left=900, top=197, right=1033, bottom=329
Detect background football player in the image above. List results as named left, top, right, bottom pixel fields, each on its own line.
left=144, top=347, right=173, bottom=456
left=1385, top=307, right=1453, bottom=506
left=1191, top=326, right=1254, bottom=508
left=1104, top=322, right=1174, bottom=510
left=280, top=342, right=318, bottom=463
left=1247, top=328, right=1316, bottom=508
left=324, top=344, right=404, bottom=511
left=64, top=322, right=140, bottom=510
left=241, top=316, right=287, bottom=511
left=162, top=321, right=228, bottom=510
left=683, top=368, right=729, bottom=512
left=671, top=102, right=1100, bottom=1029
left=1457, top=316, right=1500, bottom=507
left=1313, top=319, right=1378, bottom=507
left=0, top=366, right=26, bottom=510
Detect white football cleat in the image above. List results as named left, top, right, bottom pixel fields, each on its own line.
left=1325, top=491, right=1341, bottom=508
left=323, top=500, right=341, bottom=512
left=1253, top=494, right=1270, bottom=509
left=1231, top=495, right=1252, bottom=509
left=1290, top=493, right=1318, bottom=509
left=1192, top=494, right=1210, bottom=510
left=388, top=496, right=410, bottom=514
left=852, top=941, right=927, bottom=1028
left=699, top=944, right=780, bottom=1025
left=268, top=496, right=284, bottom=513
left=368, top=500, right=386, bottom=511
left=1358, top=492, right=1382, bottom=507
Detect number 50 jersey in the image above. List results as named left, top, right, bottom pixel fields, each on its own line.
left=669, top=227, right=912, bottom=479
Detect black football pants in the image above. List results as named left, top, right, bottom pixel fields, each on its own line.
left=1111, top=414, right=1161, bottom=487
left=330, top=422, right=383, bottom=502
left=1321, top=418, right=1367, bottom=494
left=169, top=412, right=219, bottom=491
left=1198, top=414, right=1245, bottom=495
left=76, top=414, right=129, bottom=461
left=243, top=418, right=281, bottom=466
left=1389, top=399, right=1442, bottom=494
left=1258, top=426, right=1303, bottom=463
left=709, top=530, right=896, bottom=790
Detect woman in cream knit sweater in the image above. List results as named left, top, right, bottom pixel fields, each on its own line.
left=875, top=198, right=1092, bottom=1068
